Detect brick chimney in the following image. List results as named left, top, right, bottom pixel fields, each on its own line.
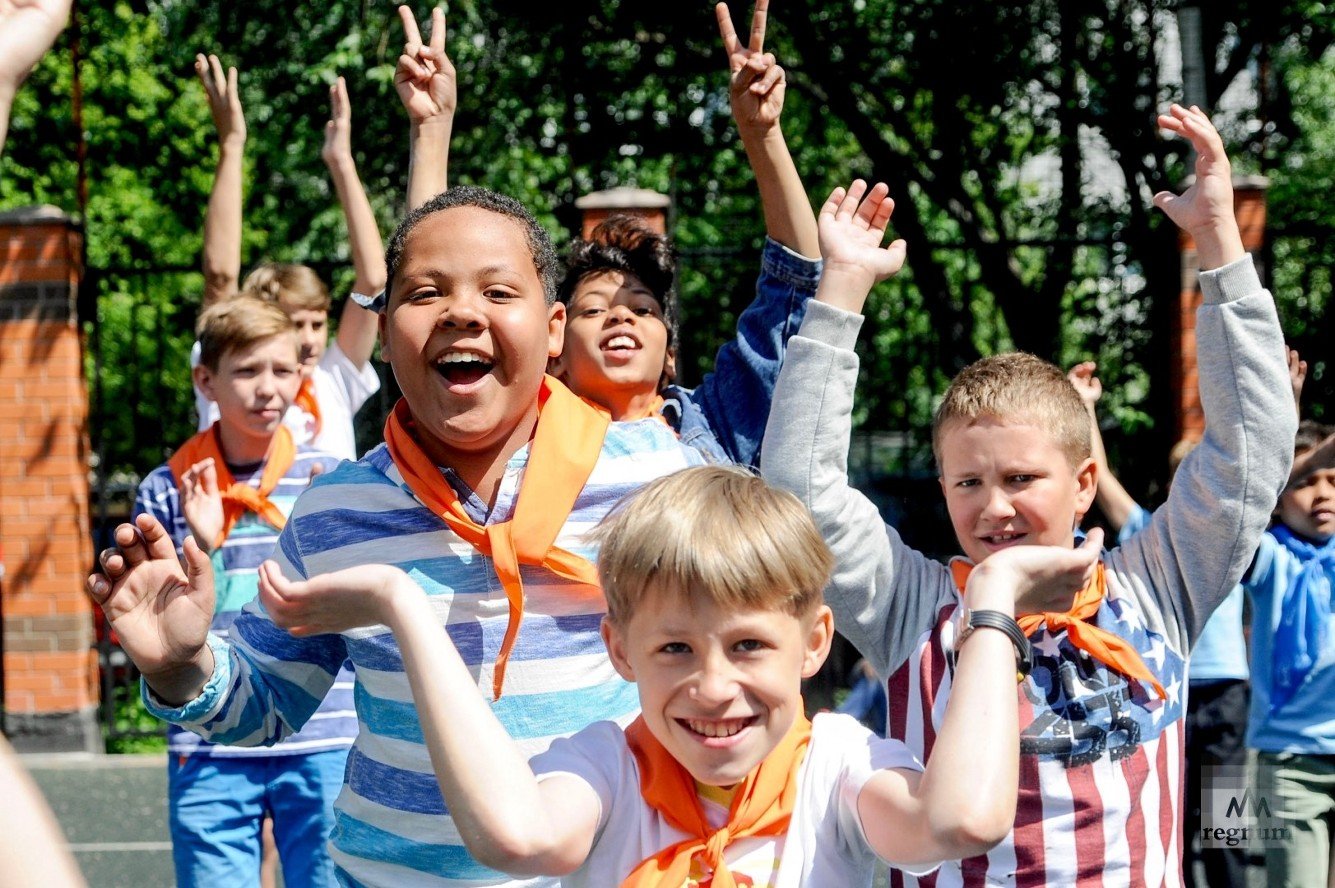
left=574, top=187, right=671, bottom=239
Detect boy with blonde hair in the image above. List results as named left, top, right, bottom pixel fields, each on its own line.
left=762, top=105, right=1297, bottom=885
left=88, top=183, right=703, bottom=887
left=134, top=296, right=355, bottom=887
left=253, top=456, right=1105, bottom=886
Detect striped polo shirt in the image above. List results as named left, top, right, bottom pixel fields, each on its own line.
left=135, top=446, right=358, bottom=758
left=144, top=417, right=703, bottom=886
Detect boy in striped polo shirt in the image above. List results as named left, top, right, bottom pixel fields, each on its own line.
left=762, top=105, right=1297, bottom=885
left=132, top=296, right=356, bottom=887
left=89, top=185, right=702, bottom=887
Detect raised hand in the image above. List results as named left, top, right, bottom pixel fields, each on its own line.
left=395, top=5, right=456, bottom=127
left=321, top=76, right=353, bottom=168
left=0, top=0, right=71, bottom=97
left=1152, top=104, right=1243, bottom=269
left=1066, top=361, right=1102, bottom=411
left=179, top=457, right=224, bottom=554
left=972, top=528, right=1105, bottom=615
left=819, top=179, right=906, bottom=284
left=717, top=1, right=784, bottom=137
left=194, top=53, right=245, bottom=144
left=85, top=514, right=215, bottom=699
left=258, top=561, right=417, bottom=636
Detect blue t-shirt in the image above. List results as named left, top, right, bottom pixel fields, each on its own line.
left=1244, top=529, right=1335, bottom=753
left=1120, top=505, right=1248, bottom=682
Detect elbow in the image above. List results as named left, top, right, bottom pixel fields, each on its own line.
left=929, top=805, right=1014, bottom=860
left=467, top=831, right=581, bottom=878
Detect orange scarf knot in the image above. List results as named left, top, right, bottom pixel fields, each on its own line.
left=167, top=424, right=296, bottom=549
left=294, top=376, right=322, bottom=438
left=383, top=375, right=609, bottom=699
left=621, top=709, right=811, bottom=888
left=951, top=559, right=1167, bottom=700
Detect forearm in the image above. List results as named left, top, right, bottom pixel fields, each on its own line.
left=407, top=119, right=451, bottom=211
left=326, top=155, right=386, bottom=295
left=386, top=591, right=580, bottom=875
left=202, top=136, right=245, bottom=307
left=740, top=127, right=818, bottom=258
left=1087, top=407, right=1136, bottom=530
left=1191, top=219, right=1245, bottom=273
left=1290, top=433, right=1335, bottom=486
left=0, top=94, right=13, bottom=157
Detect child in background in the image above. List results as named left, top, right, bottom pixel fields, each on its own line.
left=134, top=297, right=355, bottom=887
left=398, top=1, right=822, bottom=466
left=257, top=460, right=1103, bottom=885
left=761, top=105, right=1296, bottom=885
left=1242, top=420, right=1335, bottom=888
left=193, top=55, right=382, bottom=462
left=88, top=184, right=703, bottom=887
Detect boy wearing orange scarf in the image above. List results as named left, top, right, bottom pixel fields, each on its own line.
left=763, top=106, right=1296, bottom=886
left=88, top=185, right=702, bottom=886
left=253, top=462, right=1103, bottom=886
left=132, top=297, right=355, bottom=887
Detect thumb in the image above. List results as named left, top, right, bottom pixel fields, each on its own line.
left=1151, top=191, right=1177, bottom=215
left=1078, top=527, right=1105, bottom=556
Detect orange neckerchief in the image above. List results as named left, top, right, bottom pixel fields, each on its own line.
left=383, top=375, right=609, bottom=699
left=621, top=711, right=812, bottom=888
left=950, top=560, right=1167, bottom=699
left=166, top=424, right=296, bottom=550
left=294, top=376, right=322, bottom=437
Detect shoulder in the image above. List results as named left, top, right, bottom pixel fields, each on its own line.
left=601, top=418, right=702, bottom=468
left=810, top=713, right=923, bottom=775
left=287, top=446, right=406, bottom=518
left=292, top=446, right=343, bottom=478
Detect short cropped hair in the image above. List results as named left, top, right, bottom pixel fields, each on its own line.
left=197, top=296, right=297, bottom=371
left=933, top=352, right=1091, bottom=468
left=557, top=215, right=680, bottom=351
left=242, top=263, right=331, bottom=314
left=591, top=466, right=833, bottom=627
left=1296, top=420, right=1334, bottom=454
left=384, top=185, right=559, bottom=304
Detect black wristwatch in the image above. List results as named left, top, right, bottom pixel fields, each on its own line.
left=954, top=607, right=1033, bottom=682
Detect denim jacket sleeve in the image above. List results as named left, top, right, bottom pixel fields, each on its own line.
left=665, top=237, right=822, bottom=467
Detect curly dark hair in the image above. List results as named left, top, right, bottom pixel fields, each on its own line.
left=556, top=215, right=679, bottom=350
left=384, top=185, right=559, bottom=304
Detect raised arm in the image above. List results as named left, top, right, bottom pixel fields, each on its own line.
left=396, top=5, right=456, bottom=211
left=1288, top=430, right=1335, bottom=490
left=858, top=535, right=1102, bottom=866
left=257, top=563, right=600, bottom=876
left=321, top=75, right=384, bottom=369
left=196, top=53, right=246, bottom=308
left=0, top=0, right=72, bottom=155
left=1068, top=361, right=1137, bottom=531
left=716, top=1, right=818, bottom=257
left=1288, top=346, right=1306, bottom=418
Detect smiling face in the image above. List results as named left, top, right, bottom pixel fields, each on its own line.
left=555, top=270, right=673, bottom=418
left=380, top=206, right=565, bottom=468
left=1278, top=450, right=1335, bottom=543
left=602, top=589, right=831, bottom=788
left=937, top=415, right=1097, bottom=565
left=194, top=332, right=302, bottom=460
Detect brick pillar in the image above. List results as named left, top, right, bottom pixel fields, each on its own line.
left=0, top=206, right=100, bottom=753
left=574, top=186, right=671, bottom=238
left=1171, top=176, right=1268, bottom=444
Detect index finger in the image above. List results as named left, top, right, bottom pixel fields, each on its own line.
left=430, top=6, right=445, bottom=55
left=748, top=0, right=769, bottom=54
left=398, top=5, right=423, bottom=51
left=715, top=3, right=742, bottom=64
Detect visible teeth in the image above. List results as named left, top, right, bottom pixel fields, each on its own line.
left=439, top=352, right=492, bottom=365
left=686, top=718, right=746, bottom=738
left=989, top=533, right=1021, bottom=542
left=606, top=336, right=637, bottom=350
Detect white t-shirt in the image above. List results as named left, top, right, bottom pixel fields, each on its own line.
left=192, top=338, right=380, bottom=463
left=530, top=713, right=940, bottom=887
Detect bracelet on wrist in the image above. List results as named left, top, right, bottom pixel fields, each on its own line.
left=953, top=607, right=1033, bottom=683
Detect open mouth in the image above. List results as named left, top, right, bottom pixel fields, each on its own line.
left=980, top=531, right=1027, bottom=547
left=678, top=716, right=758, bottom=740
left=601, top=333, right=641, bottom=353
left=435, top=351, right=495, bottom=387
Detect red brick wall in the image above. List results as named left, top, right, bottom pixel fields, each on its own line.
left=0, top=212, right=98, bottom=721
left=1172, top=180, right=1268, bottom=444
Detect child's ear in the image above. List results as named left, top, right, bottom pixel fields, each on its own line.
left=1073, top=456, right=1098, bottom=521
left=660, top=346, right=677, bottom=388
left=377, top=310, right=391, bottom=364
left=193, top=363, right=216, bottom=402
left=547, top=301, right=566, bottom=359
left=600, top=617, right=636, bottom=682
left=801, top=606, right=835, bottom=679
